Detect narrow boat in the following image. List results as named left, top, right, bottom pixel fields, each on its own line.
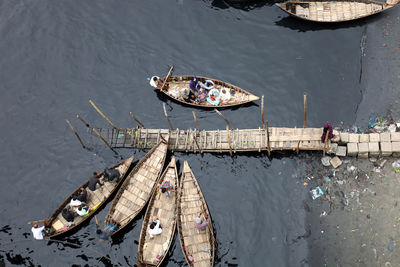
left=104, top=135, right=169, bottom=236
left=177, top=161, right=215, bottom=267
left=137, top=157, right=178, bottom=267
left=42, top=156, right=134, bottom=238
left=150, top=74, right=259, bottom=108
left=276, top=0, right=396, bottom=22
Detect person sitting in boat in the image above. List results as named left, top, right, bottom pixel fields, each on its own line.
left=159, top=181, right=173, bottom=198
left=182, top=87, right=196, bottom=103
left=31, top=221, right=47, bottom=240
left=197, top=88, right=207, bottom=103
left=77, top=187, right=89, bottom=203
left=320, top=121, right=334, bottom=142
left=88, top=172, right=103, bottom=192
left=103, top=168, right=120, bottom=183
left=207, top=88, right=220, bottom=106
left=70, top=194, right=82, bottom=208
left=76, top=203, right=90, bottom=217
left=149, top=76, right=160, bottom=88
left=149, top=217, right=163, bottom=239
left=198, top=79, right=215, bottom=91
left=194, top=213, right=210, bottom=231
left=189, top=76, right=199, bottom=93
left=61, top=206, right=76, bottom=224
left=219, top=88, right=231, bottom=105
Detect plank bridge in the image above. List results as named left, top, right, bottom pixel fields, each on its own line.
left=93, top=127, right=337, bottom=154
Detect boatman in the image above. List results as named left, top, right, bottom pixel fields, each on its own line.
left=31, top=221, right=47, bottom=240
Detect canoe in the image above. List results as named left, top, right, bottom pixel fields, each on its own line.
left=137, top=157, right=178, bottom=267
left=43, top=156, right=134, bottom=238
left=177, top=161, right=215, bottom=267
left=104, top=135, right=169, bottom=236
left=150, top=75, right=260, bottom=108
left=276, top=0, right=396, bottom=22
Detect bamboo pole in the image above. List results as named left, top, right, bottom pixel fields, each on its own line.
left=323, top=129, right=330, bottom=156
left=129, top=112, right=146, bottom=129
left=77, top=115, right=89, bottom=127
left=65, top=119, right=85, bottom=149
left=261, top=95, right=265, bottom=128
left=266, top=120, right=271, bottom=157
left=192, top=110, right=201, bottom=132
left=93, top=128, right=115, bottom=151
left=226, top=125, right=233, bottom=156
left=163, top=103, right=173, bottom=130
left=77, top=115, right=116, bottom=153
left=89, top=99, right=117, bottom=129
left=160, top=66, right=174, bottom=91
left=27, top=218, right=48, bottom=225
left=303, top=93, right=307, bottom=128
left=214, top=109, right=233, bottom=130
left=193, top=130, right=201, bottom=153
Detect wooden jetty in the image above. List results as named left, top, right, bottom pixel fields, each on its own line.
left=93, top=127, right=338, bottom=153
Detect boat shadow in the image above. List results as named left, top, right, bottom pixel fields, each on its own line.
left=274, top=11, right=384, bottom=31
left=208, top=0, right=275, bottom=10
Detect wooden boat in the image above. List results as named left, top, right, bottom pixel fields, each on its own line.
left=104, top=135, right=169, bottom=236
left=177, top=161, right=215, bottom=267
left=150, top=75, right=260, bottom=108
left=137, top=157, right=178, bottom=267
left=42, top=156, right=134, bottom=238
left=276, top=0, right=396, bottom=22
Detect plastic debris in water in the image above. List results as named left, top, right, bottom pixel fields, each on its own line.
left=387, top=237, right=394, bottom=252
left=310, top=186, right=324, bottom=200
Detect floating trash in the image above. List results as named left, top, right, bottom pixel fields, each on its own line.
left=321, top=156, right=331, bottom=167
left=310, top=186, right=324, bottom=200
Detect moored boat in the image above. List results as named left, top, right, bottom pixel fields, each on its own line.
left=276, top=0, right=396, bottom=22
left=137, top=157, right=178, bottom=267
left=41, top=156, right=134, bottom=238
left=150, top=74, right=259, bottom=108
left=177, top=161, right=215, bottom=267
left=103, top=135, right=169, bottom=236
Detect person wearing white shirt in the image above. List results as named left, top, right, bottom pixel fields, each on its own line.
left=148, top=217, right=162, bottom=239
left=31, top=223, right=45, bottom=240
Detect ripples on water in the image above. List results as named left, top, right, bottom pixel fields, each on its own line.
left=0, top=0, right=365, bottom=266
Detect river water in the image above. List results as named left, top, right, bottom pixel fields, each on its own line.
left=0, top=0, right=392, bottom=266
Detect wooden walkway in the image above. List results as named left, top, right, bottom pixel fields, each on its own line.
left=94, top=127, right=338, bottom=153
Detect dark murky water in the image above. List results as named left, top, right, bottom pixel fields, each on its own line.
left=0, top=0, right=386, bottom=265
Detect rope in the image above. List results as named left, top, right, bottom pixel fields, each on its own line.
left=0, top=238, right=122, bottom=266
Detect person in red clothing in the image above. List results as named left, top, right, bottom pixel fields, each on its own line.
left=321, top=122, right=334, bottom=142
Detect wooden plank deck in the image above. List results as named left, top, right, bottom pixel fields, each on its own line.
left=93, top=127, right=338, bottom=153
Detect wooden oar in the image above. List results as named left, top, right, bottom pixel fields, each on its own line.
left=200, top=207, right=218, bottom=248
left=159, top=66, right=174, bottom=91
left=95, top=215, right=99, bottom=226
left=27, top=218, right=48, bottom=225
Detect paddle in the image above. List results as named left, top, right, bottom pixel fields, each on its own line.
left=27, top=219, right=48, bottom=225
left=159, top=66, right=174, bottom=91
left=200, top=207, right=218, bottom=248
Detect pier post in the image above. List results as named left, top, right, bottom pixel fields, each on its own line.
left=226, top=125, right=233, bottom=156
left=266, top=120, right=271, bottom=157
left=65, top=119, right=85, bottom=149
left=303, top=93, right=307, bottom=128
left=130, top=112, right=146, bottom=129
left=261, top=95, right=265, bottom=128
left=163, top=103, right=174, bottom=130
left=89, top=99, right=117, bottom=129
